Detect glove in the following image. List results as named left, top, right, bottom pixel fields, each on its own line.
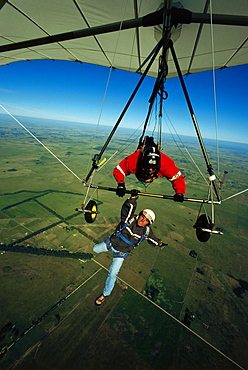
left=130, top=189, right=139, bottom=198
left=174, top=193, right=184, bottom=202
left=159, top=242, right=168, bottom=249
left=116, top=183, right=126, bottom=197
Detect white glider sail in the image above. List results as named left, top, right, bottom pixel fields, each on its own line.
left=0, top=0, right=247, bottom=77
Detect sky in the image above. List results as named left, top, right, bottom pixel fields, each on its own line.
left=0, top=60, right=247, bottom=144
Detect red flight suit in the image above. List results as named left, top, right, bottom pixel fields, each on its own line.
left=113, top=151, right=186, bottom=194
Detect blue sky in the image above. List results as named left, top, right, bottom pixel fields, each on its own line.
left=0, top=60, right=247, bottom=143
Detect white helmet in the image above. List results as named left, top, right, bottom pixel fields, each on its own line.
left=141, top=209, right=155, bottom=224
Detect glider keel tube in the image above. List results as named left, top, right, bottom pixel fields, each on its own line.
left=1, top=7, right=247, bottom=55
left=84, top=184, right=221, bottom=204
left=0, top=7, right=190, bottom=54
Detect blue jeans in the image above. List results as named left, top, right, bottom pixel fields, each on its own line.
left=93, top=241, right=128, bottom=296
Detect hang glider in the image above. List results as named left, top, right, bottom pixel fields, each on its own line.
left=1, top=0, right=247, bottom=242
left=0, top=0, right=247, bottom=78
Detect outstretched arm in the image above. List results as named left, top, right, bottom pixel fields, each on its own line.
left=113, top=152, right=140, bottom=197
left=169, top=173, right=186, bottom=195
left=113, top=152, right=140, bottom=183
left=160, top=153, right=186, bottom=198
left=120, top=195, right=137, bottom=223
left=147, top=228, right=168, bottom=248
left=146, top=227, right=162, bottom=246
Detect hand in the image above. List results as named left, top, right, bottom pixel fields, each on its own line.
left=159, top=242, right=168, bottom=249
left=130, top=189, right=139, bottom=198
left=174, top=193, right=184, bottom=202
left=116, top=183, right=126, bottom=197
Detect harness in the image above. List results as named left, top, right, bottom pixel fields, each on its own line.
left=104, top=216, right=150, bottom=259
left=114, top=216, right=150, bottom=247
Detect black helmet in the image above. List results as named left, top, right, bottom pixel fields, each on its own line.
left=142, top=146, right=161, bottom=170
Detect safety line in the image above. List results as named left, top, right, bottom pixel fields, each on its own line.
left=92, top=257, right=245, bottom=370
left=0, top=105, right=83, bottom=182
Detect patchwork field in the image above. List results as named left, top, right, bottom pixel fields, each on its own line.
left=0, top=115, right=247, bottom=369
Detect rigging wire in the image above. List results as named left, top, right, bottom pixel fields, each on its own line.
left=3, top=103, right=245, bottom=206
left=85, top=66, right=113, bottom=173
left=96, top=119, right=148, bottom=172
left=209, top=0, right=220, bottom=176
left=169, top=40, right=222, bottom=204
left=209, top=181, right=216, bottom=223
left=0, top=105, right=83, bottom=183
left=0, top=104, right=145, bottom=196
left=129, top=0, right=143, bottom=72
left=183, top=147, right=209, bottom=186
left=162, top=108, right=209, bottom=185
left=95, top=151, right=119, bottom=172
left=85, top=0, right=130, bottom=176
left=222, top=188, right=248, bottom=202
left=84, top=38, right=164, bottom=185
left=85, top=65, right=116, bottom=180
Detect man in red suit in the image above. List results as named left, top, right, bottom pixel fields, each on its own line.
left=113, top=142, right=186, bottom=202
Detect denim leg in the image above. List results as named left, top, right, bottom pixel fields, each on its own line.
left=103, top=256, right=124, bottom=296
left=93, top=241, right=108, bottom=253
left=93, top=241, right=125, bottom=296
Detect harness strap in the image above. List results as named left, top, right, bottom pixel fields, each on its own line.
left=115, top=218, right=149, bottom=246
left=104, top=237, right=129, bottom=258
left=141, top=225, right=150, bottom=242
left=114, top=251, right=129, bottom=259
left=112, top=215, right=150, bottom=249
left=104, top=237, right=112, bottom=250
left=115, top=231, right=138, bottom=246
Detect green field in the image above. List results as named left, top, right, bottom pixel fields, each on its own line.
left=0, top=116, right=247, bottom=369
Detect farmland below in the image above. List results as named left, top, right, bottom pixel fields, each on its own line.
left=0, top=115, right=248, bottom=370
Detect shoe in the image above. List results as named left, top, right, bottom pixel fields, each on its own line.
left=95, top=294, right=107, bottom=306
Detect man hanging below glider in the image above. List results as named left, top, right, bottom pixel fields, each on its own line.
left=113, top=136, right=186, bottom=202
left=93, top=190, right=167, bottom=305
